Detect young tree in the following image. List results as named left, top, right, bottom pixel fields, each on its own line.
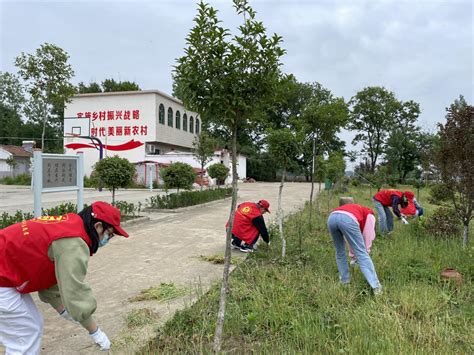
left=267, top=128, right=301, bottom=257
left=92, top=156, right=135, bottom=203
left=208, top=163, right=230, bottom=187
left=193, top=132, right=216, bottom=190
left=174, top=1, right=284, bottom=350
left=435, top=97, right=473, bottom=247
left=160, top=162, right=196, bottom=192
left=300, top=83, right=348, bottom=226
left=15, top=43, right=75, bottom=150
left=348, top=86, right=399, bottom=172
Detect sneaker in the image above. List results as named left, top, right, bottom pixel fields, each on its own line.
left=239, top=245, right=254, bottom=253
left=373, top=287, right=383, bottom=296
left=350, top=259, right=358, bottom=267
left=231, top=241, right=240, bottom=250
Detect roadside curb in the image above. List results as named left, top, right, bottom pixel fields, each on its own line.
left=144, top=196, right=233, bottom=213
left=121, top=215, right=150, bottom=226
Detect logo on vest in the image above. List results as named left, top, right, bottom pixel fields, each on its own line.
left=31, top=215, right=69, bottom=224
left=240, top=206, right=251, bottom=214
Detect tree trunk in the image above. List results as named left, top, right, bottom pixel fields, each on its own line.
left=200, top=162, right=204, bottom=191
left=309, top=135, right=315, bottom=229
left=213, top=124, right=239, bottom=352
left=112, top=188, right=115, bottom=205
left=463, top=221, right=469, bottom=248
left=279, top=170, right=286, bottom=258
left=41, top=111, right=47, bottom=152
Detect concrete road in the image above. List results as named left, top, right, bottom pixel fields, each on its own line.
left=0, top=185, right=167, bottom=215
left=0, top=182, right=315, bottom=355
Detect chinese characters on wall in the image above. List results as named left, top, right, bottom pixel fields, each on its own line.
left=75, top=109, right=148, bottom=138
left=42, top=158, right=77, bottom=188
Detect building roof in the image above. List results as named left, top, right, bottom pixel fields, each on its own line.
left=0, top=145, right=32, bottom=158
left=73, top=89, right=185, bottom=106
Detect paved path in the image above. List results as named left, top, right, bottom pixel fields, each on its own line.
left=0, top=182, right=315, bottom=354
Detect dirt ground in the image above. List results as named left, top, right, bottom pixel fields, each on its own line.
left=1, top=182, right=315, bottom=354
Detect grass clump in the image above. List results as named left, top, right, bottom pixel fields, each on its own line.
left=129, top=283, right=187, bottom=303
left=125, top=308, right=158, bottom=328
left=140, top=185, right=473, bottom=354
left=199, top=254, right=243, bottom=265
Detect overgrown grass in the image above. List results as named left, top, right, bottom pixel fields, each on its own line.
left=140, top=185, right=473, bottom=354
left=129, top=283, right=188, bottom=303
left=125, top=308, right=158, bottom=328
left=199, top=254, right=243, bottom=265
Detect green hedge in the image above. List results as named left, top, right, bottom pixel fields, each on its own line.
left=0, top=200, right=141, bottom=229
left=147, top=187, right=232, bottom=209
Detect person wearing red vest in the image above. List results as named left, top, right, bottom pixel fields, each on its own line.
left=0, top=201, right=129, bottom=354
left=228, top=200, right=270, bottom=253
left=400, top=190, right=424, bottom=218
left=327, top=203, right=382, bottom=295
left=372, top=189, right=409, bottom=234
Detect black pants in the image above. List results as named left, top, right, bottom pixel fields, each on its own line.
left=232, top=234, right=259, bottom=247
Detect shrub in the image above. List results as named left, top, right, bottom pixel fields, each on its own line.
left=160, top=162, right=196, bottom=192
left=92, top=156, right=136, bottom=203
left=207, top=163, right=229, bottom=186
left=147, top=187, right=232, bottom=209
left=422, top=207, right=462, bottom=238
left=114, top=200, right=141, bottom=217
left=0, top=173, right=31, bottom=185
left=428, top=183, right=453, bottom=205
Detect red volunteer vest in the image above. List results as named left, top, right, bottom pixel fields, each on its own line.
left=374, top=189, right=403, bottom=206
left=229, top=202, right=262, bottom=244
left=400, top=200, right=416, bottom=215
left=332, top=204, right=375, bottom=232
left=0, top=214, right=92, bottom=294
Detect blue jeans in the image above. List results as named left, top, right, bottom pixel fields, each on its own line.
left=327, top=213, right=381, bottom=289
left=372, top=198, right=393, bottom=233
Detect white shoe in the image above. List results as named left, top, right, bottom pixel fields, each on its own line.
left=373, top=286, right=383, bottom=296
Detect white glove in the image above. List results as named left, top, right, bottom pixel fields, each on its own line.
left=90, top=327, right=111, bottom=351
left=59, top=309, right=79, bottom=324
left=401, top=216, right=409, bottom=225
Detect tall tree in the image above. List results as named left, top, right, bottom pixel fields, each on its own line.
left=0, top=71, right=25, bottom=113
left=76, top=81, right=102, bottom=93
left=15, top=43, right=75, bottom=150
left=174, top=1, right=284, bottom=350
left=77, top=79, right=141, bottom=94
left=267, top=128, right=301, bottom=258
left=349, top=86, right=399, bottom=172
left=193, top=132, right=216, bottom=190
left=435, top=97, right=473, bottom=247
left=384, top=100, right=421, bottom=181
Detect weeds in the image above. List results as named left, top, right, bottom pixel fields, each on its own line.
left=140, top=185, right=473, bottom=354
left=199, top=254, right=242, bottom=265
left=129, top=283, right=187, bottom=303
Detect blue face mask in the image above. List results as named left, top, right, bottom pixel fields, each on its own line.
left=99, top=232, right=110, bottom=248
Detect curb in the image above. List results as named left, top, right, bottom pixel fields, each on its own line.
left=144, top=196, right=233, bottom=213
left=121, top=216, right=150, bottom=226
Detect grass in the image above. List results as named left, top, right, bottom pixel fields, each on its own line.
left=139, top=185, right=473, bottom=354
left=125, top=308, right=158, bottom=328
left=129, top=283, right=188, bottom=303
left=199, top=254, right=243, bottom=265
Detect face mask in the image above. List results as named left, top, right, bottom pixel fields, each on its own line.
left=99, top=232, right=110, bottom=248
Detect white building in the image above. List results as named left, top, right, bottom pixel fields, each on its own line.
left=0, top=143, right=34, bottom=178
left=64, top=90, right=246, bottom=183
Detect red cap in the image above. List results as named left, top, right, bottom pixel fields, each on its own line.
left=405, top=191, right=415, bottom=199
left=91, top=201, right=129, bottom=237
left=258, top=199, right=270, bottom=213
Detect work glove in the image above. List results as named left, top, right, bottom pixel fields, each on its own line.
left=401, top=216, right=409, bottom=225
left=59, top=309, right=79, bottom=324
left=90, top=327, right=111, bottom=351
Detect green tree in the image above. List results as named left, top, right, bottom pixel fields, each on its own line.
left=349, top=86, right=399, bottom=173
left=0, top=104, right=23, bottom=145
left=207, top=163, right=229, bottom=187
left=160, top=162, right=196, bottom=192
left=101, top=79, right=141, bottom=92
left=267, top=128, right=301, bottom=257
left=435, top=97, right=473, bottom=247
left=384, top=100, right=421, bottom=182
left=0, top=71, right=25, bottom=113
left=92, top=156, right=135, bottom=203
left=193, top=132, right=216, bottom=190
left=15, top=43, right=75, bottom=150
left=76, top=81, right=102, bottom=93
left=174, top=1, right=284, bottom=350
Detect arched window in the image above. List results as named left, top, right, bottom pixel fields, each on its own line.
left=195, top=118, right=200, bottom=134
left=158, top=104, right=165, bottom=124
left=182, top=113, right=188, bottom=132
left=189, top=116, right=194, bottom=133
left=167, top=107, right=173, bottom=127
left=175, top=111, right=181, bottom=129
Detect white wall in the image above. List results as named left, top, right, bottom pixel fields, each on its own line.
left=0, top=149, right=12, bottom=173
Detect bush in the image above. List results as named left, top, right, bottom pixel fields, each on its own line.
left=160, top=162, right=196, bottom=192
left=147, top=187, right=232, bottom=209
left=92, top=156, right=136, bottom=202
left=207, top=163, right=229, bottom=186
left=0, top=173, right=31, bottom=185
left=422, top=206, right=461, bottom=238
left=114, top=200, right=141, bottom=217
left=428, top=183, right=453, bottom=205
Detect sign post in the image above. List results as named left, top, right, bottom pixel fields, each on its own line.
left=33, top=151, right=84, bottom=217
